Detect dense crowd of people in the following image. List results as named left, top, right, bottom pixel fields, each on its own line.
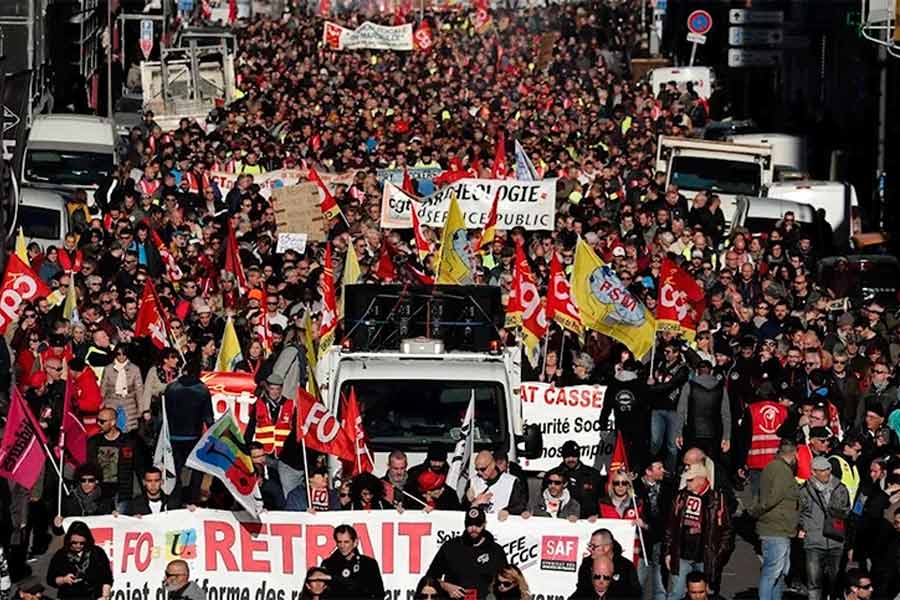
left=0, top=0, right=899, bottom=598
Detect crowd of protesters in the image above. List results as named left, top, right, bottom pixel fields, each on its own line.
left=0, top=0, right=899, bottom=598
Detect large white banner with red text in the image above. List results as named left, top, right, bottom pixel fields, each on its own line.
left=520, top=382, right=615, bottom=472
left=67, top=510, right=634, bottom=598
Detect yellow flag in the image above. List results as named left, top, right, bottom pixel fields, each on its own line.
left=570, top=239, right=656, bottom=358
left=216, top=317, right=243, bottom=372
left=340, top=247, right=361, bottom=320
left=16, top=228, right=28, bottom=265
left=436, top=195, right=473, bottom=285
left=63, top=274, right=79, bottom=322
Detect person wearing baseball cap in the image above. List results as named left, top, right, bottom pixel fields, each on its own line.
left=554, top=440, right=604, bottom=519
left=798, top=455, right=851, bottom=600
left=426, top=506, right=508, bottom=599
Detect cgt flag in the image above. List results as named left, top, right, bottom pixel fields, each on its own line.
left=656, top=258, right=706, bottom=341
left=513, top=243, right=547, bottom=368
left=0, top=254, right=52, bottom=335
left=134, top=280, right=171, bottom=350
left=546, top=252, right=583, bottom=338
left=0, top=387, right=48, bottom=489
left=570, top=240, right=656, bottom=359
left=186, top=411, right=261, bottom=516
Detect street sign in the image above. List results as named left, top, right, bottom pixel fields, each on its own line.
left=687, top=10, right=713, bottom=35
left=687, top=32, right=708, bottom=44
left=140, top=19, right=154, bottom=61
left=728, top=48, right=782, bottom=67
left=729, top=9, right=784, bottom=25
left=728, top=27, right=783, bottom=46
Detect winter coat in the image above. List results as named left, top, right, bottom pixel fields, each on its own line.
left=676, top=373, right=732, bottom=441
left=126, top=492, right=184, bottom=516
left=749, top=457, right=800, bottom=538
left=320, top=550, right=384, bottom=600
left=426, top=531, right=509, bottom=599
left=526, top=492, right=581, bottom=519
left=164, top=376, right=213, bottom=440
left=798, top=476, right=850, bottom=551
left=663, top=486, right=734, bottom=577
left=573, top=546, right=641, bottom=599
left=647, top=359, right=689, bottom=412
left=100, top=360, right=143, bottom=432
left=47, top=545, right=113, bottom=599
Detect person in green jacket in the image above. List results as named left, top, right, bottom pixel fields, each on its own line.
left=749, top=438, right=800, bottom=600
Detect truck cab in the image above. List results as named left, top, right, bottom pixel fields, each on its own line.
left=16, top=187, right=69, bottom=250
left=21, top=114, right=117, bottom=202
left=656, top=135, right=774, bottom=225
left=315, top=284, right=541, bottom=477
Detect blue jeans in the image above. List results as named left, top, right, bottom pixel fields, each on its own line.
left=650, top=410, right=679, bottom=472
left=637, top=542, right=666, bottom=600
left=667, top=558, right=704, bottom=600
left=759, top=536, right=791, bottom=600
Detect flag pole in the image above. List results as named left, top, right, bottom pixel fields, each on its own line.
left=57, top=430, right=66, bottom=515
left=559, top=331, right=566, bottom=368
left=39, top=438, right=68, bottom=495
left=541, top=324, right=551, bottom=376
left=631, top=489, right=649, bottom=567
left=649, top=332, right=658, bottom=379
left=300, top=436, right=312, bottom=510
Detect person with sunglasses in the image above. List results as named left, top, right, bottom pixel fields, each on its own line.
left=426, top=506, right=509, bottom=599
left=46, top=521, right=113, bottom=600
left=572, top=529, right=641, bottom=599
left=521, top=468, right=580, bottom=521
left=842, top=568, right=874, bottom=600
left=487, top=565, right=529, bottom=600
left=571, top=556, right=616, bottom=600
left=52, top=463, right=112, bottom=534
left=300, top=567, right=331, bottom=600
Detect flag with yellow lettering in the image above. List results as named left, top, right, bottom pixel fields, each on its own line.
left=436, top=194, right=473, bottom=285
left=570, top=239, right=655, bottom=358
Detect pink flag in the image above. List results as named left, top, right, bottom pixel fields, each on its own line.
left=0, top=388, right=48, bottom=489
left=58, top=374, right=87, bottom=467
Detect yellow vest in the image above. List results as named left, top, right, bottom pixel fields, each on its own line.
left=830, top=455, right=860, bottom=502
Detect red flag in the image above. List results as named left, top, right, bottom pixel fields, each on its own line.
left=375, top=241, right=397, bottom=282
left=224, top=222, right=248, bottom=294
left=546, top=252, right=583, bottom=337
left=257, top=305, right=273, bottom=355
left=610, top=431, right=629, bottom=475
left=149, top=228, right=183, bottom=282
left=228, top=0, right=237, bottom=22
left=318, top=243, right=338, bottom=355
left=413, top=20, right=433, bottom=52
left=0, top=254, right=52, bottom=334
left=319, top=0, right=331, bottom=17
left=491, top=132, right=508, bottom=179
left=478, top=189, right=500, bottom=252
left=410, top=207, right=432, bottom=261
left=657, top=258, right=706, bottom=341
left=295, top=388, right=355, bottom=462
left=402, top=168, right=416, bottom=195
left=134, top=280, right=171, bottom=350
left=405, top=262, right=435, bottom=285
left=514, top=243, right=547, bottom=367
left=308, top=167, right=343, bottom=221
left=340, top=388, right=373, bottom=477
left=58, top=374, right=87, bottom=467
left=0, top=387, right=48, bottom=489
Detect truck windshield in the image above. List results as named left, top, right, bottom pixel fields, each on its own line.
left=670, top=156, right=761, bottom=196
left=19, top=206, right=61, bottom=240
left=25, top=150, right=113, bottom=187
left=339, top=380, right=506, bottom=450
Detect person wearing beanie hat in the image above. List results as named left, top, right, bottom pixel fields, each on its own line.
left=798, top=448, right=851, bottom=600
left=553, top=440, right=604, bottom=519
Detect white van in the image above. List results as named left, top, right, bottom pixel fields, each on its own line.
left=729, top=133, right=807, bottom=176
left=21, top=115, right=117, bottom=201
left=648, top=66, right=714, bottom=99
left=731, top=196, right=816, bottom=236
left=764, top=180, right=860, bottom=249
left=16, top=188, right=70, bottom=250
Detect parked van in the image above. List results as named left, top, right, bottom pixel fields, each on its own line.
left=764, top=180, right=860, bottom=249
left=648, top=66, right=714, bottom=99
left=731, top=196, right=834, bottom=254
left=16, top=188, right=69, bottom=250
left=729, top=133, right=807, bottom=176
left=21, top=115, right=117, bottom=201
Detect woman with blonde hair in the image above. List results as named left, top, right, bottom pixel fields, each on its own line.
left=487, top=565, right=530, bottom=600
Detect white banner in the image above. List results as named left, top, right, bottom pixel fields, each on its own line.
left=380, top=178, right=556, bottom=231
left=208, top=169, right=304, bottom=200
left=324, top=21, right=414, bottom=51
left=520, top=382, right=615, bottom=472
left=67, top=510, right=635, bottom=597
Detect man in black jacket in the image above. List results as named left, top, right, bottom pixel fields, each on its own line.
left=125, top=467, right=184, bottom=516
left=320, top=525, right=384, bottom=600
left=164, top=358, right=213, bottom=502
left=647, top=342, right=690, bottom=473
left=556, top=440, right=605, bottom=518
left=632, top=456, right=674, bottom=599
left=573, top=529, right=641, bottom=599
left=427, top=507, right=509, bottom=599
left=600, top=360, right=651, bottom=471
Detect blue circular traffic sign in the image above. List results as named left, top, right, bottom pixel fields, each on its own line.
left=687, top=10, right=713, bottom=35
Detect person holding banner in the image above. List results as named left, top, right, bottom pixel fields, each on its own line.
left=320, top=524, right=385, bottom=600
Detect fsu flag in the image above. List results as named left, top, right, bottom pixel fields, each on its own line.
left=340, top=387, right=373, bottom=476
left=134, top=280, right=171, bottom=350
left=0, top=387, right=48, bottom=489
left=295, top=389, right=355, bottom=462
left=0, top=254, right=52, bottom=334
left=308, top=167, right=343, bottom=221
left=546, top=252, right=583, bottom=338
left=656, top=258, right=706, bottom=341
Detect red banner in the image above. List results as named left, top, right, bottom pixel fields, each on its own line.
left=0, top=255, right=52, bottom=334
